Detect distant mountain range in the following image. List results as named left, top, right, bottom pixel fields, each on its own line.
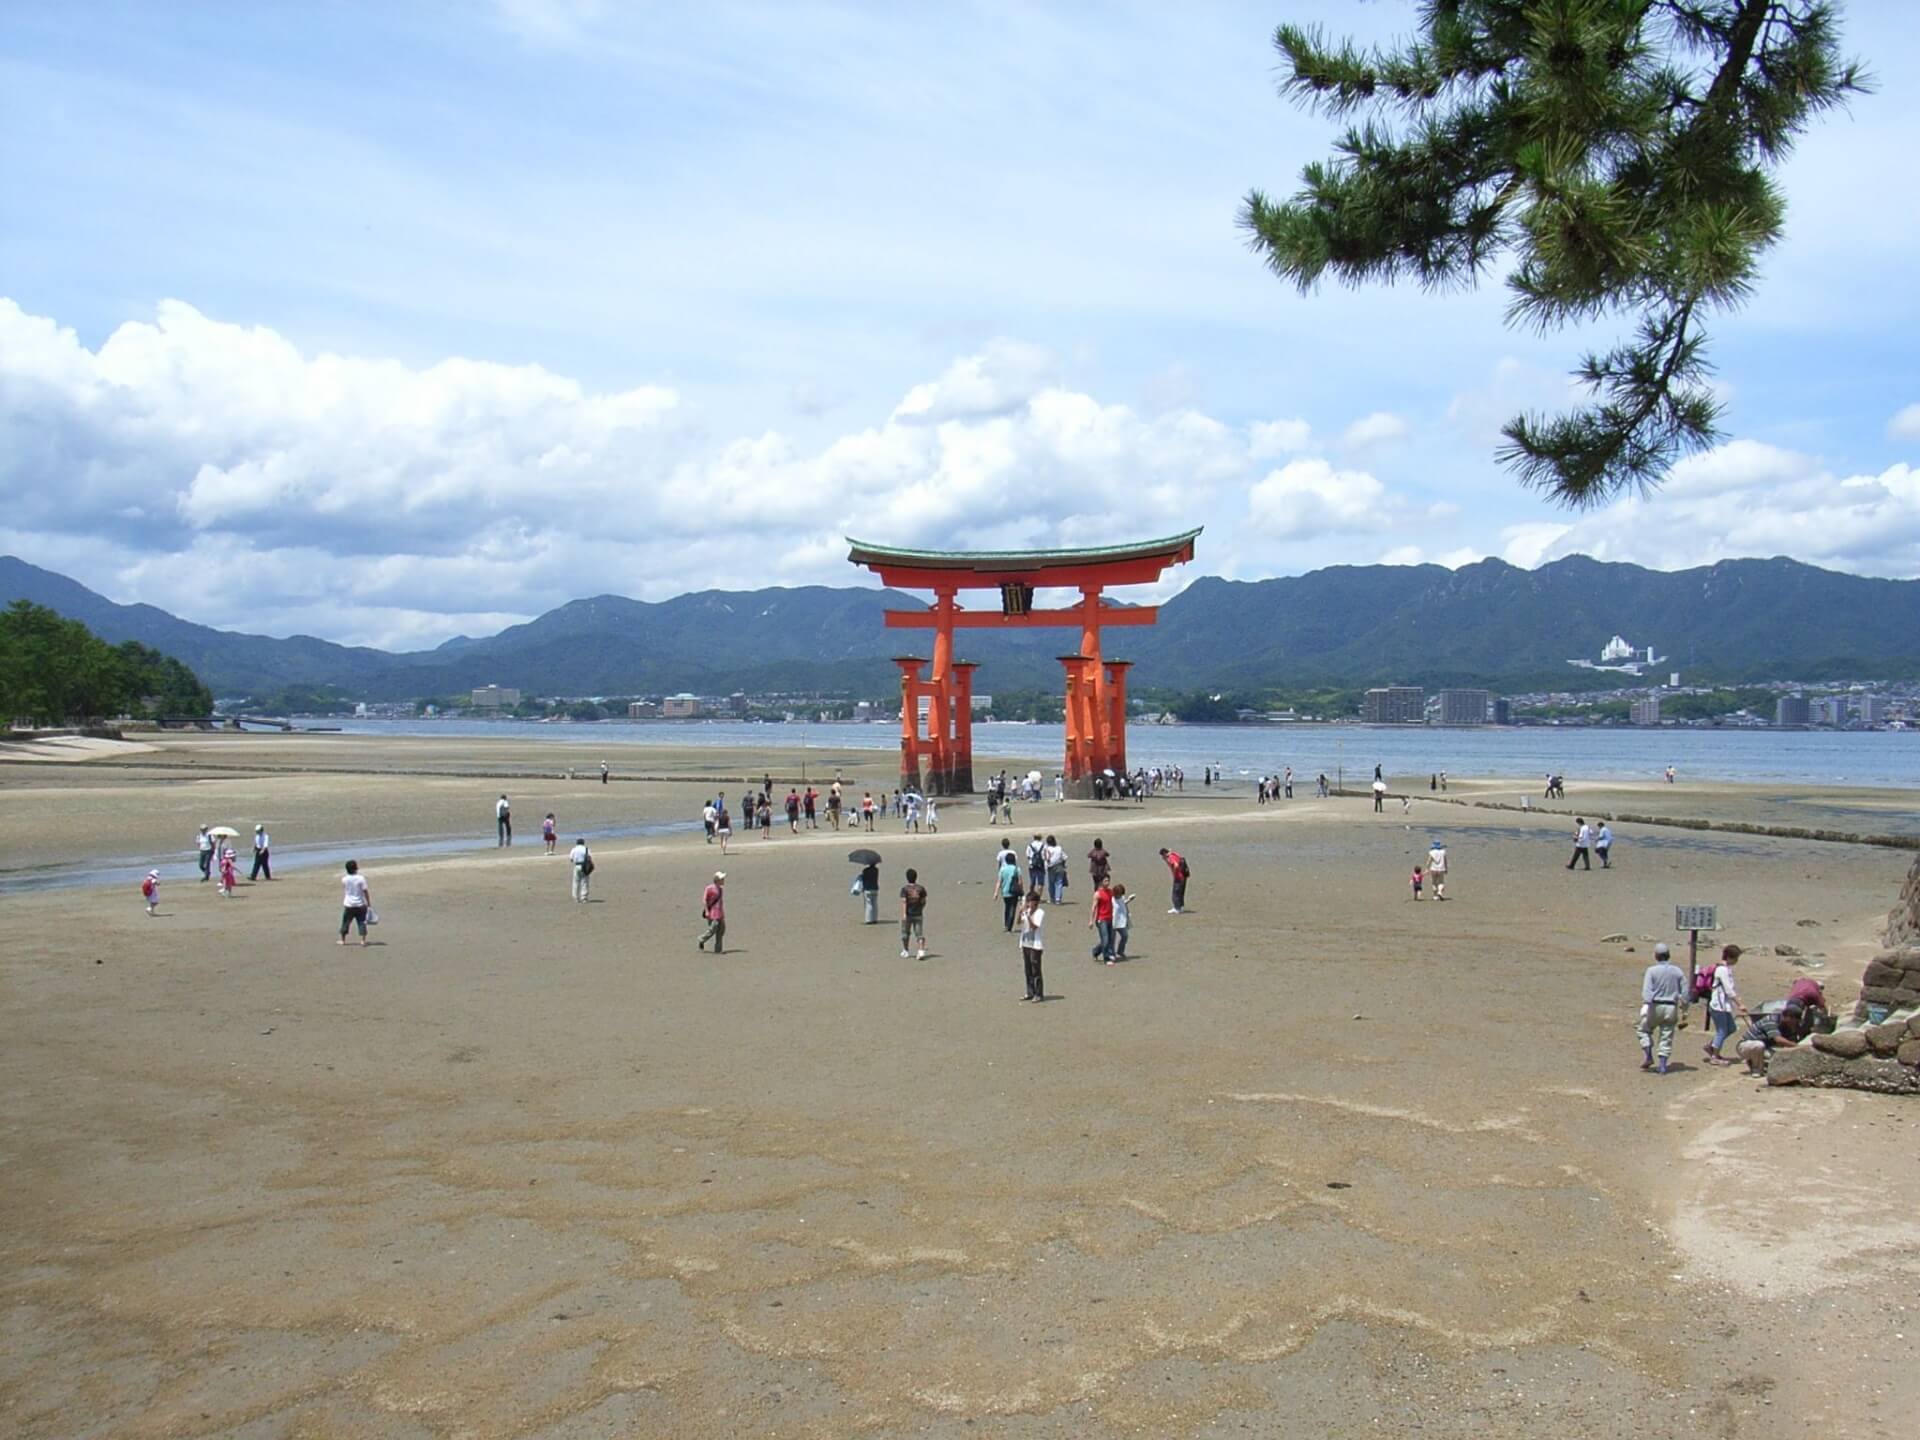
left=6, top=552, right=1919, bottom=700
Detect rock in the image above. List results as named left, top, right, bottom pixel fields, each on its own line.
left=1864, top=1022, right=1907, bottom=1057
left=1768, top=1045, right=1920, bottom=1094
left=1905, top=1013, right=1920, bottom=1039
left=1864, top=961, right=1904, bottom=989
left=1812, top=1029, right=1871, bottom=1059
left=1788, top=956, right=1826, bottom=970
left=1796, top=919, right=1821, bottom=927
left=1900, top=1039, right=1920, bottom=1068
left=1600, top=933, right=1629, bottom=944
left=1774, top=943, right=1801, bottom=958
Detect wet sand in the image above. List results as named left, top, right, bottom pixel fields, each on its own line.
left=1, top=734, right=1916, bottom=1437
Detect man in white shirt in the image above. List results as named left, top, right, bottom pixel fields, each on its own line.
left=250, top=824, right=272, bottom=881
left=702, top=801, right=718, bottom=843
left=1567, top=819, right=1593, bottom=870
left=1425, top=840, right=1448, bottom=900
left=569, top=838, right=591, bottom=901
left=196, top=825, right=214, bottom=882
left=496, top=795, right=512, bottom=847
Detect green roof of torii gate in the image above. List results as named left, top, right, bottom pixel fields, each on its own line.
left=846, top=528, right=1201, bottom=575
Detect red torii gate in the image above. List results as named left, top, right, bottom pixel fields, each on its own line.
left=846, top=530, right=1200, bottom=797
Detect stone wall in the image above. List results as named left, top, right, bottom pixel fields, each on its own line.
left=1888, top=853, right=1920, bottom=948
left=1766, top=855, right=1920, bottom=1094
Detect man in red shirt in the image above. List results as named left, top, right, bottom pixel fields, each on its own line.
left=1158, top=847, right=1189, bottom=914
left=697, top=871, right=727, bottom=953
left=1088, top=879, right=1116, bottom=963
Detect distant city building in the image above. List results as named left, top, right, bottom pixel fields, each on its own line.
left=1629, top=696, right=1661, bottom=725
left=1669, top=671, right=1681, bottom=688
left=661, top=693, right=701, bottom=719
left=729, top=692, right=749, bottom=716
left=1362, top=686, right=1425, bottom=724
left=1809, top=696, right=1846, bottom=727
left=471, top=684, right=520, bottom=708
left=1859, top=695, right=1890, bottom=725
left=852, top=700, right=876, bottom=722
left=1435, top=688, right=1492, bottom=726
left=971, top=693, right=993, bottom=711
left=1774, top=696, right=1810, bottom=727
left=1569, top=635, right=1663, bottom=676
left=1492, top=698, right=1512, bottom=725
left=627, top=700, right=659, bottom=719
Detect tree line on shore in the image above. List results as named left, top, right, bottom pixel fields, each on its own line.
left=0, top=601, right=213, bottom=725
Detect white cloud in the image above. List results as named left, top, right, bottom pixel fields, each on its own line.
left=890, top=339, right=1055, bottom=424
left=1506, top=442, right=1920, bottom=576
left=1378, top=544, right=1481, bottom=568
left=1246, top=458, right=1391, bottom=539
left=1890, top=403, right=1920, bottom=441
left=1248, top=418, right=1312, bottom=458
left=1340, top=411, right=1408, bottom=451
left=0, top=300, right=1263, bottom=642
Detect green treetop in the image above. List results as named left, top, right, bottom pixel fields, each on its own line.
left=1241, top=1, right=1866, bottom=505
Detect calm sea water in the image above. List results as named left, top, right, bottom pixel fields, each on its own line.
left=321, top=718, right=1920, bottom=790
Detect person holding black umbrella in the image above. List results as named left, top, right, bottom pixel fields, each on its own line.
left=849, top=848, right=882, bottom=924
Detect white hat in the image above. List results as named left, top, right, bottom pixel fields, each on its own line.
left=1654, top=942, right=1670, bottom=958
left=713, top=870, right=727, bottom=881
left=146, top=869, right=159, bottom=879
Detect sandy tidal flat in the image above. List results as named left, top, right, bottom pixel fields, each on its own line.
left=1, top=734, right=1916, bottom=1438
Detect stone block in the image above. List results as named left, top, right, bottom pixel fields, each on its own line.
left=1767, top=1046, right=1920, bottom=1094
left=1864, top=1022, right=1906, bottom=1057
left=1863, top=961, right=1903, bottom=989
left=1900, top=1039, right=1920, bottom=1068
left=1812, top=1029, right=1871, bottom=1058
left=1905, top=1013, right=1920, bottom=1039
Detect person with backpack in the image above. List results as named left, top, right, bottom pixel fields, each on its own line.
left=996, top=847, right=1023, bottom=932
left=141, top=869, right=160, bottom=916
left=1702, top=944, right=1747, bottom=1064
left=1043, top=835, right=1068, bottom=903
left=569, top=838, right=593, bottom=902
left=1158, top=847, right=1189, bottom=914
left=899, top=867, right=929, bottom=960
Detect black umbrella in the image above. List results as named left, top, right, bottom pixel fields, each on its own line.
left=847, top=848, right=882, bottom=865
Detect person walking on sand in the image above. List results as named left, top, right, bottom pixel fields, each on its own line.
left=1089, top=876, right=1116, bottom=963
left=218, top=845, right=238, bottom=897
left=600, top=761, right=609, bottom=785
left=1638, top=943, right=1687, bottom=1074
left=828, top=782, right=843, bottom=830
left=925, top=797, right=939, bottom=833
left=1372, top=777, right=1387, bottom=812
left=861, top=792, right=876, bottom=831
left=1025, top=833, right=1046, bottom=894
left=715, top=802, right=732, bottom=854
left=759, top=794, right=774, bottom=840
left=698, top=871, right=727, bottom=952
left=544, top=813, right=559, bottom=854
left=1018, top=887, right=1047, bottom=1000
left=1567, top=818, right=1593, bottom=870
left=997, top=847, right=1023, bottom=931
left=1426, top=840, right=1448, bottom=900
left=1110, top=882, right=1131, bottom=958
left=1087, top=837, right=1110, bottom=890
left=1410, top=865, right=1424, bottom=901
left=338, top=860, right=372, bottom=946
left=859, top=858, right=881, bottom=925
left=1159, top=846, right=1189, bottom=914
left=249, top=824, right=272, bottom=881
left=496, top=795, right=512, bottom=847
left=1703, top=944, right=1748, bottom=1065
left=804, top=786, right=817, bottom=829
left=196, top=824, right=214, bottom=882
left=1043, top=835, right=1068, bottom=904
left=786, top=788, right=802, bottom=833
left=141, top=869, right=160, bottom=916
left=569, top=837, right=593, bottom=902
left=899, top=867, right=929, bottom=960
left=1595, top=821, right=1613, bottom=869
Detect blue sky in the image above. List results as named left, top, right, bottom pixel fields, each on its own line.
left=3, top=1, right=1917, bottom=649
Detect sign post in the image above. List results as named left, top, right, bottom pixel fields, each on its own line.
left=1675, top=903, right=1720, bottom=995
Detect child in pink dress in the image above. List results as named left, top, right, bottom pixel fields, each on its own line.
left=1410, top=866, right=1424, bottom=901
left=218, top=846, right=238, bottom=896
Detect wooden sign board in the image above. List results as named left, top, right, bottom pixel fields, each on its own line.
left=1675, top=904, right=1719, bottom=932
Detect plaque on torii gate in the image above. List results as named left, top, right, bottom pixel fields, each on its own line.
left=847, top=530, right=1200, bottom=797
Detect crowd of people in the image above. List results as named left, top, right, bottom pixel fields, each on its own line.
left=1637, top=941, right=1832, bottom=1076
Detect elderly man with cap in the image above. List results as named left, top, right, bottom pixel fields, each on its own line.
left=1638, top=942, right=1688, bottom=1074
left=249, top=823, right=272, bottom=881
left=698, top=871, right=727, bottom=954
